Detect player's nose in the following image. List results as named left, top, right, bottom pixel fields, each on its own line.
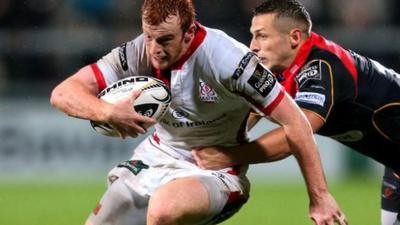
left=148, top=40, right=162, bottom=56
left=250, top=38, right=260, bottom=53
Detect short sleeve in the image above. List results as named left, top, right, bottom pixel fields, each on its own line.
left=92, top=34, right=152, bottom=91
left=294, top=59, right=333, bottom=120
left=229, top=52, right=285, bottom=115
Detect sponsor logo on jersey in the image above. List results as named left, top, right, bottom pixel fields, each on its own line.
left=383, top=187, right=394, bottom=199
left=295, top=92, right=325, bottom=107
left=232, top=52, right=256, bottom=79
left=310, top=84, right=326, bottom=90
left=117, top=160, right=149, bottom=175
left=247, top=64, right=276, bottom=97
left=199, top=80, right=218, bottom=103
left=172, top=109, right=190, bottom=119
left=296, top=60, right=321, bottom=87
left=330, top=130, right=364, bottom=142
left=119, top=43, right=128, bottom=71
left=382, top=181, right=397, bottom=199
left=98, top=76, right=149, bottom=97
left=161, top=113, right=227, bottom=128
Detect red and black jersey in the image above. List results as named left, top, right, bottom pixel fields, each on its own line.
left=279, top=32, right=400, bottom=173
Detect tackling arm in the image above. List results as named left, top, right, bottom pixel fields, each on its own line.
left=268, top=92, right=327, bottom=197
left=265, top=92, right=345, bottom=225
left=193, top=104, right=325, bottom=169
left=194, top=92, right=345, bottom=224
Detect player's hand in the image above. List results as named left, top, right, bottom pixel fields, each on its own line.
left=105, top=90, right=156, bottom=138
left=192, top=146, right=236, bottom=170
left=309, top=192, right=348, bottom=225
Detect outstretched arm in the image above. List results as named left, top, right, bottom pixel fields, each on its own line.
left=194, top=92, right=346, bottom=225
left=193, top=107, right=324, bottom=169
left=267, top=93, right=345, bottom=225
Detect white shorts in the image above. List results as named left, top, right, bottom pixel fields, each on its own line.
left=107, top=134, right=250, bottom=224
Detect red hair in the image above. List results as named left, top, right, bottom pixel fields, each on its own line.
left=142, top=0, right=196, bottom=32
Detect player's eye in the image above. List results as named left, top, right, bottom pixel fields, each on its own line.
left=258, top=33, right=267, bottom=39
left=144, top=34, right=153, bottom=42
left=156, top=35, right=174, bottom=46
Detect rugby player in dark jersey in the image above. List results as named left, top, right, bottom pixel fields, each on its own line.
left=193, top=1, right=400, bottom=224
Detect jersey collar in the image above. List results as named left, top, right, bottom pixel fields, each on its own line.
left=171, top=22, right=207, bottom=70
left=152, top=22, right=206, bottom=86
left=282, top=32, right=316, bottom=80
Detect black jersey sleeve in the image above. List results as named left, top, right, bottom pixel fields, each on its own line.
left=294, top=59, right=334, bottom=120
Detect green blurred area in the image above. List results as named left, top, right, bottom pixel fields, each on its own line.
left=0, top=176, right=380, bottom=225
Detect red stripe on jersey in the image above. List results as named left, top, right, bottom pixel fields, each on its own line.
left=172, top=22, right=207, bottom=70
left=152, top=22, right=206, bottom=87
left=226, top=191, right=247, bottom=204
left=261, top=88, right=285, bottom=115
left=153, top=68, right=171, bottom=88
left=152, top=132, right=160, bottom=145
left=90, top=63, right=107, bottom=92
left=241, top=94, right=264, bottom=113
left=213, top=191, right=248, bottom=223
left=227, top=165, right=241, bottom=175
left=311, top=33, right=358, bottom=96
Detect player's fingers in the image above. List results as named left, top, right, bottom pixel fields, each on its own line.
left=309, top=216, right=320, bottom=225
left=127, top=122, right=147, bottom=134
left=335, top=213, right=348, bottom=225
left=113, top=124, right=140, bottom=138
left=117, top=129, right=128, bottom=139
left=130, top=90, right=142, bottom=102
left=137, top=113, right=157, bottom=124
left=124, top=126, right=139, bottom=138
left=310, top=215, right=332, bottom=225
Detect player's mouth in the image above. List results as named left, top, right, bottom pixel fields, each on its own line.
left=152, top=56, right=168, bottom=63
left=259, top=57, right=268, bottom=65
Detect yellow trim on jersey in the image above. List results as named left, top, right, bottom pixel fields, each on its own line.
left=301, top=59, right=335, bottom=120
left=372, top=102, right=400, bottom=143
left=319, top=59, right=335, bottom=120
left=301, top=108, right=327, bottom=123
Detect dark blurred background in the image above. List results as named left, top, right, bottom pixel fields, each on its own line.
left=0, top=0, right=396, bottom=179
left=1, top=0, right=400, bottom=97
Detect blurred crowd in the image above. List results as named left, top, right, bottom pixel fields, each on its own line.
left=0, top=0, right=400, bottom=96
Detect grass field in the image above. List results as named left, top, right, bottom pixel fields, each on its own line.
left=0, top=176, right=380, bottom=225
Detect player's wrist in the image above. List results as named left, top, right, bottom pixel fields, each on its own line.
left=98, top=102, right=114, bottom=122
left=308, top=188, right=330, bottom=204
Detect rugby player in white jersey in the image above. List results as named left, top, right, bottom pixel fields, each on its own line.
left=50, top=0, right=346, bottom=224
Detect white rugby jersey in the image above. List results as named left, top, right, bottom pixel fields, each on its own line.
left=91, top=23, right=284, bottom=151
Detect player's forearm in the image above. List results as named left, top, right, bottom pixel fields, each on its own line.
left=50, top=78, right=110, bottom=122
left=227, top=141, right=286, bottom=164
left=233, top=128, right=292, bottom=164
left=283, top=120, right=329, bottom=199
left=270, top=94, right=329, bottom=200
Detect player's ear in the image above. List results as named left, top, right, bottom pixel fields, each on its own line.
left=288, top=28, right=302, bottom=49
left=183, top=23, right=196, bottom=43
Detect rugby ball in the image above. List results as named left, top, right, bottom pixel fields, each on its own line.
left=90, top=76, right=171, bottom=137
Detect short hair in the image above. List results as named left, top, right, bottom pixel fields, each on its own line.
left=253, top=0, right=312, bottom=33
left=141, top=0, right=196, bottom=32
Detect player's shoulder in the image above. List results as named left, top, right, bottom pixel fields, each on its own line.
left=202, top=26, right=249, bottom=55
left=200, top=26, right=252, bottom=70
left=307, top=47, right=338, bottom=64
left=307, top=33, right=353, bottom=67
